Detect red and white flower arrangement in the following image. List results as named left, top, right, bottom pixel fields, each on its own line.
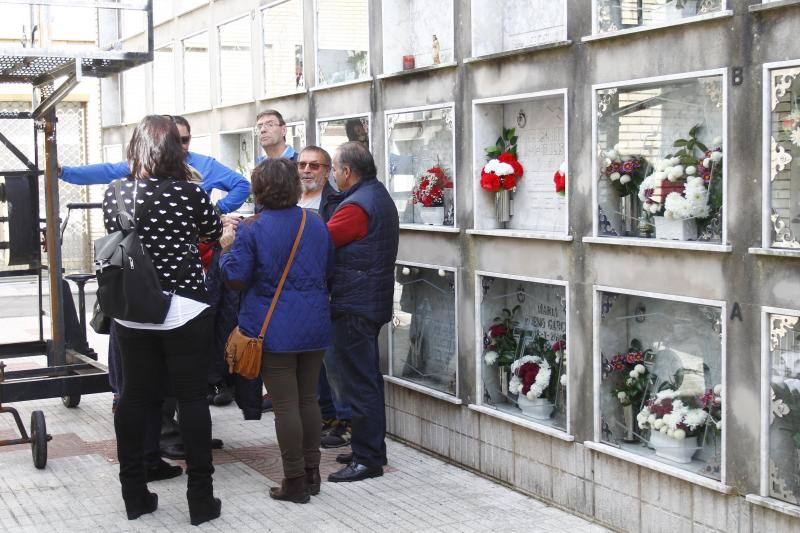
left=509, top=355, right=551, bottom=400
left=412, top=166, right=452, bottom=207
left=553, top=161, right=566, bottom=196
left=480, top=127, right=524, bottom=193
left=636, top=389, right=708, bottom=439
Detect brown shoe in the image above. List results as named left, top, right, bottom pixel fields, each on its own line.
left=269, top=475, right=309, bottom=503
left=305, top=467, right=321, bottom=495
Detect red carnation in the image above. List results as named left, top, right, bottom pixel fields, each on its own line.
left=502, top=174, right=517, bottom=190
left=519, top=362, right=541, bottom=395
left=480, top=171, right=501, bottom=192
left=553, top=171, right=565, bottom=195
left=489, top=324, right=508, bottom=338
left=498, top=152, right=524, bottom=177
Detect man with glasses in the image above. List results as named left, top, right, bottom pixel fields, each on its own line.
left=59, top=115, right=250, bottom=215
left=255, top=109, right=298, bottom=163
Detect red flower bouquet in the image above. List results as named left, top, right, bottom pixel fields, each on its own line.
left=480, top=128, right=524, bottom=193
left=412, top=166, right=452, bottom=207
left=553, top=162, right=566, bottom=196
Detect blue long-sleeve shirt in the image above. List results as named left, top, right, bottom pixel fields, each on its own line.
left=60, top=152, right=250, bottom=214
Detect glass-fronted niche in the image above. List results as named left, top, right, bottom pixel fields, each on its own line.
left=473, top=92, right=567, bottom=234
left=316, top=0, right=369, bottom=86
left=478, top=275, right=568, bottom=432
left=766, top=310, right=800, bottom=506
left=766, top=64, right=800, bottom=250
left=318, top=115, right=369, bottom=157
left=262, top=0, right=304, bottom=97
left=382, top=0, right=453, bottom=74
left=285, top=122, right=306, bottom=155
left=472, top=0, right=566, bottom=57
left=182, top=31, right=210, bottom=111
left=594, top=0, right=725, bottom=33
left=390, top=264, right=457, bottom=395
left=386, top=106, right=455, bottom=227
left=153, top=43, right=175, bottom=114
left=122, top=65, right=146, bottom=124
left=595, top=72, right=725, bottom=243
left=218, top=15, right=252, bottom=105
left=597, top=289, right=724, bottom=480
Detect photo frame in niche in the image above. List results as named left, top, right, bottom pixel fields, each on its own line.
left=471, top=0, right=567, bottom=58
left=763, top=62, right=800, bottom=251
left=316, top=114, right=370, bottom=159
left=472, top=91, right=568, bottom=235
left=262, top=0, right=305, bottom=98
left=381, top=0, right=453, bottom=74
left=385, top=105, right=455, bottom=227
left=315, top=0, right=369, bottom=86
left=593, top=70, right=727, bottom=244
left=593, top=0, right=725, bottom=34
left=476, top=273, right=569, bottom=433
left=390, top=263, right=458, bottom=396
left=595, top=287, right=725, bottom=481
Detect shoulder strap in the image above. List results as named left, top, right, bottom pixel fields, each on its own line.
left=258, top=209, right=307, bottom=340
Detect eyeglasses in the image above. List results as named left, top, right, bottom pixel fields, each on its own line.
left=256, top=121, right=283, bottom=130
left=180, top=136, right=191, bottom=144
left=296, top=162, right=329, bottom=171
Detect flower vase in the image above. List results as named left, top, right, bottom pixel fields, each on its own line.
left=500, top=367, right=509, bottom=396
left=621, top=194, right=642, bottom=236
left=623, top=404, right=636, bottom=443
left=517, top=395, right=554, bottom=420
left=419, top=206, right=444, bottom=226
left=649, top=431, right=699, bottom=464
left=482, top=363, right=503, bottom=405
left=654, top=215, right=698, bottom=241
left=495, top=188, right=512, bottom=225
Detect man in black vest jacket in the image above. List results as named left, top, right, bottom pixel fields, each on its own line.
left=325, top=142, right=399, bottom=482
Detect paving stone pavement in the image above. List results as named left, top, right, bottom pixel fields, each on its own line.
left=0, top=393, right=610, bottom=532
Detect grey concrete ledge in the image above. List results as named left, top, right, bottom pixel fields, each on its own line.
left=309, top=78, right=372, bottom=93
left=384, top=375, right=463, bottom=405
left=585, top=440, right=736, bottom=494
left=182, top=106, right=213, bottom=116
left=399, top=224, right=461, bottom=234
left=581, top=11, right=734, bottom=43
left=217, top=98, right=255, bottom=110
left=749, top=246, right=800, bottom=258
left=583, top=236, right=733, bottom=253
left=467, top=229, right=573, bottom=242
left=259, top=88, right=308, bottom=101
left=464, top=40, right=573, bottom=64
left=468, top=403, right=575, bottom=442
left=750, top=0, right=800, bottom=13
left=377, top=62, right=457, bottom=80
left=746, top=494, right=800, bottom=519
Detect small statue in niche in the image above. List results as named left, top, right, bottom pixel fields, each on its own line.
left=432, top=34, right=440, bottom=65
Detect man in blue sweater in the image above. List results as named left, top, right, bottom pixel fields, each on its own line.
left=59, top=115, right=250, bottom=214
left=254, top=109, right=298, bottom=163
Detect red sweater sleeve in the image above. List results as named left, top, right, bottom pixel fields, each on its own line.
left=327, top=204, right=369, bottom=248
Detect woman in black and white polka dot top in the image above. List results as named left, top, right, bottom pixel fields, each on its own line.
left=102, top=115, right=223, bottom=526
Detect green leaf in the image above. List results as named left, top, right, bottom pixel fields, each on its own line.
left=509, top=136, right=518, bottom=146
left=630, top=338, right=643, bottom=351
left=496, top=136, right=504, bottom=147
left=696, top=141, right=708, bottom=152
left=673, top=139, right=688, bottom=147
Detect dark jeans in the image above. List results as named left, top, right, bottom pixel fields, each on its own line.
left=114, top=310, right=214, bottom=502
left=261, top=350, right=324, bottom=479
left=318, top=352, right=352, bottom=421
left=326, top=314, right=386, bottom=468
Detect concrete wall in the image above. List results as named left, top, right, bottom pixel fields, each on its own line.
left=99, top=0, right=800, bottom=530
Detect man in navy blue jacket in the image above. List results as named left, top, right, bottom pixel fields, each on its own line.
left=59, top=116, right=249, bottom=214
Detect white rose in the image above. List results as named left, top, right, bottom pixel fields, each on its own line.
left=526, top=390, right=536, bottom=400
left=713, top=384, right=722, bottom=395
left=437, top=269, right=446, bottom=277
left=660, top=426, right=668, bottom=434
left=667, top=429, right=675, bottom=438
left=619, top=174, right=631, bottom=184
left=702, top=158, right=711, bottom=168
left=649, top=203, right=661, bottom=214
left=560, top=375, right=567, bottom=386
left=668, top=157, right=679, bottom=165
left=634, top=364, right=645, bottom=374
left=654, top=419, right=664, bottom=429
left=662, top=166, right=673, bottom=176
left=606, top=150, right=617, bottom=160
left=603, top=158, right=612, bottom=167
left=484, top=351, right=499, bottom=366
left=673, top=429, right=686, bottom=440
left=685, top=166, right=696, bottom=176
left=716, top=421, right=722, bottom=430
left=629, top=370, right=638, bottom=378
left=711, top=151, right=723, bottom=162
left=402, top=267, right=411, bottom=275
left=626, top=378, right=635, bottom=386
left=610, top=172, right=621, bottom=181
left=648, top=414, right=656, bottom=425
left=617, top=392, right=628, bottom=401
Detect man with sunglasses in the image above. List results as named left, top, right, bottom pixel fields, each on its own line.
left=58, top=115, right=250, bottom=215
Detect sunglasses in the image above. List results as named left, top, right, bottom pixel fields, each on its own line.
left=180, top=136, right=191, bottom=144
left=296, top=162, right=329, bottom=171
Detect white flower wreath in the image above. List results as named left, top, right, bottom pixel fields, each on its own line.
left=508, top=355, right=551, bottom=400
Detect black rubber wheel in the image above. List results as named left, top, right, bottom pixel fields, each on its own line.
left=31, top=410, right=47, bottom=469
left=61, top=395, right=81, bottom=408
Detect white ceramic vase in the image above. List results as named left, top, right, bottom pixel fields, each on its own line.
left=649, top=430, right=699, bottom=464
left=654, top=215, right=698, bottom=241
left=516, top=395, right=554, bottom=420
left=419, top=206, right=444, bottom=225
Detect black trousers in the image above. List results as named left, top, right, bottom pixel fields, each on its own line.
left=114, top=310, right=214, bottom=502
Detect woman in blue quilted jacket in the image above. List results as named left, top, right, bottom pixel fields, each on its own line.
left=219, top=158, right=334, bottom=503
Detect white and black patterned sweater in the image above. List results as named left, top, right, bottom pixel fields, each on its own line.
left=102, top=177, right=223, bottom=303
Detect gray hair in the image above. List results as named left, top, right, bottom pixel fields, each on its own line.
left=336, top=141, right=376, bottom=180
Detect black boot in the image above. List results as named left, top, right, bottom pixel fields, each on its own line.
left=188, top=496, right=221, bottom=526
left=305, top=467, right=321, bottom=496
left=269, top=475, right=310, bottom=503
left=124, top=491, right=158, bottom=520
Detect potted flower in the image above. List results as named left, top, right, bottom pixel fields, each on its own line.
left=603, top=339, right=654, bottom=442
left=553, top=162, right=566, bottom=197
left=509, top=355, right=553, bottom=419
left=638, top=125, right=722, bottom=240
left=411, top=166, right=452, bottom=225
left=637, top=389, right=708, bottom=464
left=480, top=128, right=524, bottom=225
left=598, top=146, right=650, bottom=235
left=482, top=306, right=520, bottom=403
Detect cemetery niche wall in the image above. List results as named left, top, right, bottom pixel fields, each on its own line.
left=596, top=288, right=724, bottom=481
left=472, top=92, right=567, bottom=236
left=470, top=0, right=567, bottom=58
left=315, top=0, right=369, bottom=86
left=389, top=263, right=458, bottom=396
left=594, top=71, right=725, bottom=244
left=385, top=105, right=455, bottom=228
left=262, top=0, right=305, bottom=97
left=381, top=0, right=453, bottom=74
left=218, top=14, right=252, bottom=105
left=594, top=0, right=725, bottom=34
left=477, top=274, right=568, bottom=433
left=182, top=31, right=211, bottom=112
left=317, top=115, right=369, bottom=159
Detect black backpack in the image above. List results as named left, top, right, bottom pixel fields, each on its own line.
left=93, top=179, right=178, bottom=324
